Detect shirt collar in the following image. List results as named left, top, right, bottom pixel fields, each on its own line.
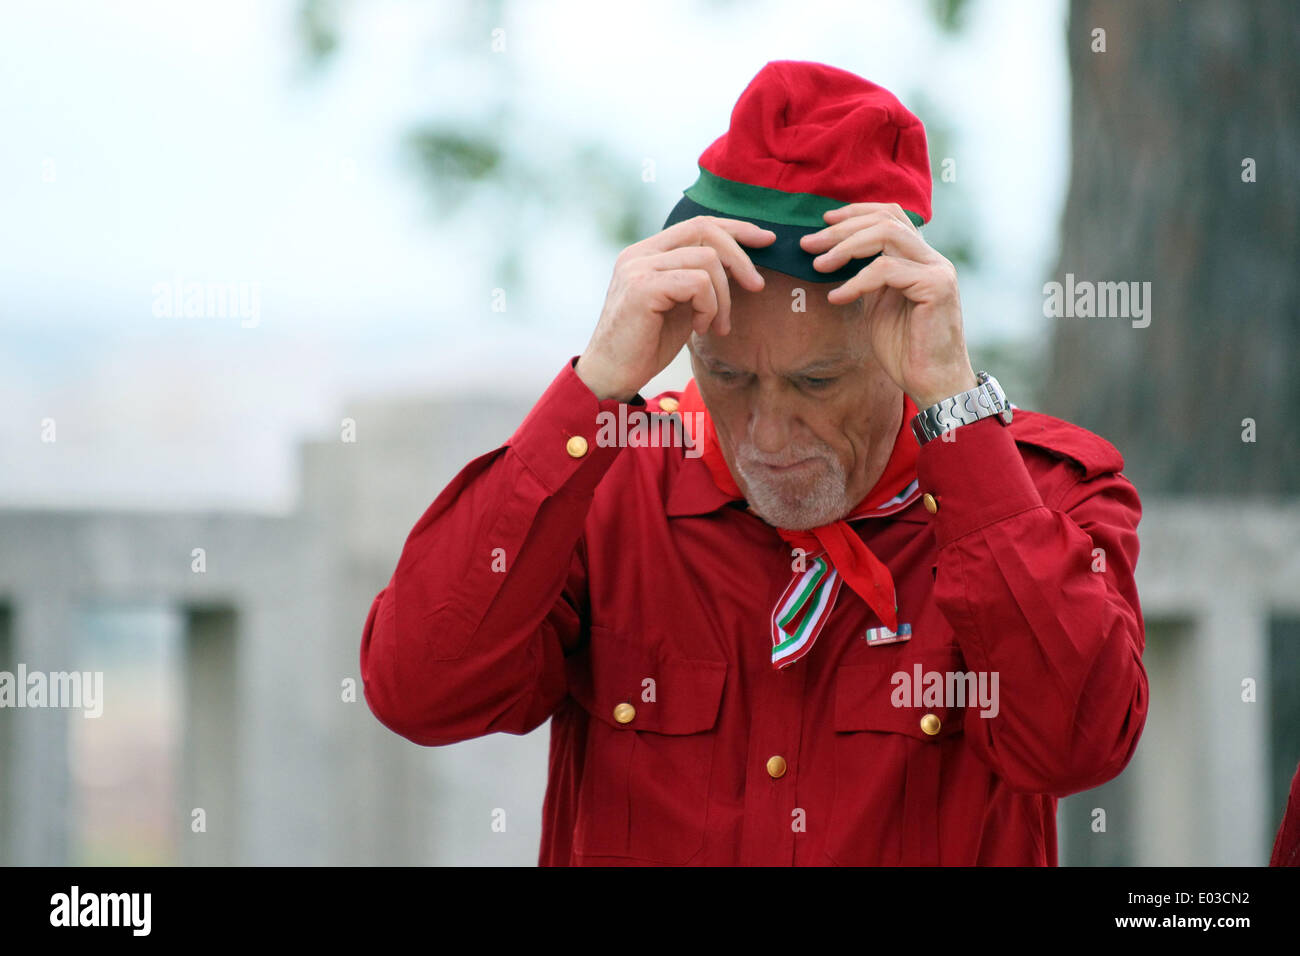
left=665, top=447, right=743, bottom=516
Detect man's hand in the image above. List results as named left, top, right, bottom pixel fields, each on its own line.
left=799, top=202, right=977, bottom=409
left=576, top=216, right=776, bottom=402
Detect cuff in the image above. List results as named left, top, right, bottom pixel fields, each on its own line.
left=914, top=415, right=1044, bottom=548
left=508, top=356, right=646, bottom=497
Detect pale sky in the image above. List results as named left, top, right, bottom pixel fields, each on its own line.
left=0, top=0, right=1068, bottom=512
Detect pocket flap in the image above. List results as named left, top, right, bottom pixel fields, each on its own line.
left=567, top=628, right=726, bottom=735
left=834, top=645, right=972, bottom=740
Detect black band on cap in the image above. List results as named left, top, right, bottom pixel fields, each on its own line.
left=661, top=195, right=877, bottom=285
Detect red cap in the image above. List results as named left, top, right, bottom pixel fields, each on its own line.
left=664, top=61, right=932, bottom=282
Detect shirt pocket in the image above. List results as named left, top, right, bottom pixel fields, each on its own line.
left=825, top=643, right=967, bottom=866
left=565, top=625, right=726, bottom=864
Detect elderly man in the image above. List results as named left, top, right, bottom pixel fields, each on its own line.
left=360, top=60, right=1148, bottom=866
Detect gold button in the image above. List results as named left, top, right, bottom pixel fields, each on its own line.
left=920, top=713, right=941, bottom=735
left=659, top=397, right=679, bottom=413
left=613, top=702, right=635, bottom=724
left=566, top=435, right=589, bottom=458
left=922, top=493, right=938, bottom=514
left=766, top=755, right=787, bottom=779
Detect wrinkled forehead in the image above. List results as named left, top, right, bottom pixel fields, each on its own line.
left=691, top=268, right=867, bottom=372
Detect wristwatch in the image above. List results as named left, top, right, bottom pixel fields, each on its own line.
left=910, top=371, right=1013, bottom=445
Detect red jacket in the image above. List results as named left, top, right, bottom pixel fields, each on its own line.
left=360, top=358, right=1148, bottom=865
left=1271, top=760, right=1300, bottom=866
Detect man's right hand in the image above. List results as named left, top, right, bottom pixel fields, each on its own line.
left=575, top=216, right=777, bottom=402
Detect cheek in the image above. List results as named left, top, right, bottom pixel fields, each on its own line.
left=805, top=397, right=857, bottom=447
left=809, top=411, right=867, bottom=470
left=826, top=432, right=859, bottom=469
left=825, top=380, right=892, bottom=459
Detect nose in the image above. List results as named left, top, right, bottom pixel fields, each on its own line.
left=748, top=382, right=799, bottom=455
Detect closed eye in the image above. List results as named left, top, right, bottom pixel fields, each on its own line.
left=710, top=366, right=746, bottom=384
left=800, top=376, right=836, bottom=389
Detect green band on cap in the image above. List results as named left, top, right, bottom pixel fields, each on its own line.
left=684, top=166, right=925, bottom=229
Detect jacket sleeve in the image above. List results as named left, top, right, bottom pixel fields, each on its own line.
left=359, top=357, right=635, bottom=746
left=915, top=414, right=1148, bottom=797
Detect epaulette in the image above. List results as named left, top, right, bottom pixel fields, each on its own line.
left=1006, top=408, right=1125, bottom=479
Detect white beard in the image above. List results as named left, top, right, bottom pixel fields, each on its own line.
left=734, top=441, right=852, bottom=530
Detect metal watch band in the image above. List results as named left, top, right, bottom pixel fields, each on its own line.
left=910, top=371, right=1013, bottom=445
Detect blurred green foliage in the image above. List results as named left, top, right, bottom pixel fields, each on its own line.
left=298, top=0, right=658, bottom=303
left=929, top=0, right=972, bottom=34
left=298, top=0, right=341, bottom=64
left=298, top=0, right=995, bottom=347
left=405, top=128, right=502, bottom=190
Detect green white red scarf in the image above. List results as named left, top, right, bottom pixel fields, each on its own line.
left=677, top=380, right=920, bottom=668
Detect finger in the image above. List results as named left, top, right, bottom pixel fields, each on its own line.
left=646, top=216, right=775, bottom=291
left=656, top=268, right=721, bottom=335
left=821, top=202, right=918, bottom=233
left=686, top=220, right=765, bottom=296
left=712, top=216, right=780, bottom=248
left=647, top=245, right=732, bottom=334
left=700, top=221, right=771, bottom=294
left=648, top=215, right=775, bottom=252
left=826, top=255, right=930, bottom=306
left=811, top=219, right=938, bottom=273
left=800, top=209, right=900, bottom=253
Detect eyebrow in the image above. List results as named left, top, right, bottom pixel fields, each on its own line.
left=698, top=352, right=856, bottom=376
left=791, top=356, right=855, bottom=375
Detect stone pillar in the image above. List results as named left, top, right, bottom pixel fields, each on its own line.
left=1197, top=600, right=1270, bottom=864
left=8, top=595, right=75, bottom=865
left=181, top=605, right=238, bottom=865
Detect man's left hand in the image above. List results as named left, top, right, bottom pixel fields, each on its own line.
left=799, top=202, right=977, bottom=408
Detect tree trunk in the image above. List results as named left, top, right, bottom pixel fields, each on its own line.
left=1045, top=0, right=1299, bottom=493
